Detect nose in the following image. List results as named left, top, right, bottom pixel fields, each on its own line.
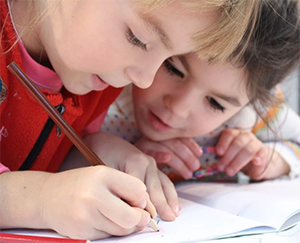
left=164, top=88, right=197, bottom=119
left=124, top=56, right=164, bottom=89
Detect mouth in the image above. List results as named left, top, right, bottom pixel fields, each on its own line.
left=92, top=74, right=109, bottom=91
left=148, top=111, right=172, bottom=131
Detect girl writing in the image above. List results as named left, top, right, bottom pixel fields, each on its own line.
left=0, top=0, right=260, bottom=240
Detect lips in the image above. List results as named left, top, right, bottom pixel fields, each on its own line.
left=92, top=75, right=109, bottom=91
left=148, top=111, right=172, bottom=131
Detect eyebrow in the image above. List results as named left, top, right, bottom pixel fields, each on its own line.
left=212, top=92, right=242, bottom=107
left=138, top=13, right=173, bottom=50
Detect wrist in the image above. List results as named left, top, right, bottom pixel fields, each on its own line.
left=0, top=171, right=51, bottom=229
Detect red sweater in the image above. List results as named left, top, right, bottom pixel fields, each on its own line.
left=0, top=0, right=122, bottom=172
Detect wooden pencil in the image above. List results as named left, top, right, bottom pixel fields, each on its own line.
left=148, top=218, right=160, bottom=232
left=7, top=61, right=159, bottom=232
left=7, top=61, right=105, bottom=167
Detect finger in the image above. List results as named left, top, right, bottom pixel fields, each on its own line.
left=67, top=194, right=148, bottom=240
left=252, top=147, right=269, bottom=166
left=99, top=188, right=151, bottom=230
left=224, top=139, right=262, bottom=176
left=145, top=163, right=177, bottom=221
left=120, top=156, right=158, bottom=219
left=158, top=170, right=180, bottom=217
left=180, top=138, right=203, bottom=157
left=166, top=155, right=194, bottom=179
left=218, top=132, right=251, bottom=172
left=245, top=148, right=269, bottom=180
left=92, top=208, right=147, bottom=239
left=154, top=151, right=172, bottom=163
left=216, top=129, right=241, bottom=156
left=163, top=139, right=200, bottom=172
left=101, top=168, right=154, bottom=227
left=121, top=154, right=148, bottom=183
left=144, top=191, right=157, bottom=220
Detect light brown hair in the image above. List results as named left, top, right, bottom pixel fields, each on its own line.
left=135, top=0, right=261, bottom=63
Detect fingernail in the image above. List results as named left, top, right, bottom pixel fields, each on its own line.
left=140, top=199, right=147, bottom=209
left=167, top=208, right=176, bottom=220
left=184, top=171, right=193, bottom=180
left=218, top=164, right=225, bottom=172
left=173, top=205, right=180, bottom=217
left=192, top=160, right=200, bottom=170
left=196, top=148, right=203, bottom=157
left=226, top=168, right=234, bottom=176
left=217, top=147, right=224, bottom=155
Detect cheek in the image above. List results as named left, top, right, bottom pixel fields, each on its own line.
left=188, top=115, right=229, bottom=137
left=56, top=26, right=126, bottom=72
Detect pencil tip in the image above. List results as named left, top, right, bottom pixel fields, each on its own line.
left=148, top=218, right=160, bottom=232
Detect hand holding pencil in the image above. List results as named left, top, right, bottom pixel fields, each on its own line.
left=37, top=166, right=157, bottom=240
left=5, top=62, right=177, bottom=240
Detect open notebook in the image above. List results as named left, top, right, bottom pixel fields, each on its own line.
left=99, top=177, right=300, bottom=242
left=3, top=178, right=300, bottom=243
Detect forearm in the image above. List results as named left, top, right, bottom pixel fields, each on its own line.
left=263, top=149, right=290, bottom=180
left=83, top=132, right=138, bottom=169
left=264, top=142, right=300, bottom=178
left=0, top=170, right=51, bottom=229
left=59, top=132, right=118, bottom=171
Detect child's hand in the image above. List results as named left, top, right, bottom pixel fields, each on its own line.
left=0, top=168, right=153, bottom=240
left=84, top=132, right=180, bottom=221
left=242, top=147, right=290, bottom=180
left=135, top=136, right=202, bottom=180
left=41, top=166, right=152, bottom=240
left=215, top=128, right=290, bottom=180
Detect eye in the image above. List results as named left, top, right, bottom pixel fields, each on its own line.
left=126, top=28, right=147, bottom=51
left=207, top=96, right=225, bottom=112
left=163, top=59, right=184, bottom=78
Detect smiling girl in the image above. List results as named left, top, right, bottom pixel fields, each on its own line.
left=100, top=0, right=300, bottom=182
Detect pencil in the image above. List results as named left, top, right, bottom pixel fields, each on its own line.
left=7, top=62, right=105, bottom=167
left=7, top=61, right=159, bottom=232
left=148, top=218, right=160, bottom=232
left=0, top=232, right=90, bottom=243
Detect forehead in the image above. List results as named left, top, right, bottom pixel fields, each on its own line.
left=185, top=53, right=249, bottom=102
left=133, top=1, right=220, bottom=54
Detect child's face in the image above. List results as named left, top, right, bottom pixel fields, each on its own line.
left=132, top=53, right=250, bottom=141
left=39, top=0, right=218, bottom=95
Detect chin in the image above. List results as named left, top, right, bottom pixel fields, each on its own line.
left=65, top=85, right=90, bottom=95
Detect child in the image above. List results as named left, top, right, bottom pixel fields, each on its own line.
left=100, top=0, right=300, bottom=182
left=0, top=0, right=260, bottom=240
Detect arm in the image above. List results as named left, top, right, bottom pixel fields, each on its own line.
left=63, top=132, right=180, bottom=221
left=252, top=100, right=300, bottom=179
left=0, top=166, right=152, bottom=240
left=215, top=128, right=290, bottom=180
left=216, top=98, right=300, bottom=180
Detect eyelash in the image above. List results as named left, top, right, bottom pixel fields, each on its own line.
left=163, top=59, right=184, bottom=78
left=126, top=28, right=147, bottom=51
left=163, top=60, right=225, bottom=112
left=207, top=97, right=225, bottom=112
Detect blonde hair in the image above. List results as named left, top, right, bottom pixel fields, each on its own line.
left=1, top=0, right=52, bottom=53
left=4, top=0, right=260, bottom=63
left=136, top=0, right=261, bottom=63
